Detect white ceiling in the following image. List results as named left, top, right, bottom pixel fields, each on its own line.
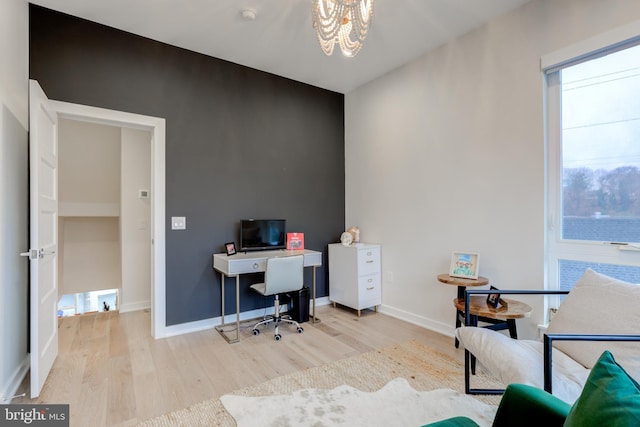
left=29, top=0, right=530, bottom=94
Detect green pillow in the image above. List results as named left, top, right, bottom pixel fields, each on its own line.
left=564, top=350, right=640, bottom=427
left=420, top=416, right=479, bottom=427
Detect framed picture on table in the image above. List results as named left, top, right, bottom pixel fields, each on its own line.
left=486, top=286, right=501, bottom=308
left=225, top=242, right=237, bottom=256
left=449, top=252, right=479, bottom=279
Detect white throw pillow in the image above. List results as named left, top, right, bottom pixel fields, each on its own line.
left=456, top=326, right=588, bottom=403
left=546, top=268, right=640, bottom=380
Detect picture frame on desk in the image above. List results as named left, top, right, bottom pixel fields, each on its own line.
left=450, top=251, right=479, bottom=279
left=486, top=286, right=501, bottom=308
left=225, top=242, right=237, bottom=256
left=287, top=232, right=304, bottom=250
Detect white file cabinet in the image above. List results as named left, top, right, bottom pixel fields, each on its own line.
left=328, top=243, right=381, bottom=316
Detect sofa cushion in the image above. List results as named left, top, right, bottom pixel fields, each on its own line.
left=546, top=268, right=640, bottom=380
left=564, top=350, right=640, bottom=427
left=456, top=326, right=588, bottom=403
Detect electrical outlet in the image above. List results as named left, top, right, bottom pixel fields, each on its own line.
left=171, top=216, right=186, bottom=230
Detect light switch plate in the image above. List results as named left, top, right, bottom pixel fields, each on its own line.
left=171, top=216, right=186, bottom=230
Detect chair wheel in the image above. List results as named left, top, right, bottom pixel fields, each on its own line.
left=252, top=329, right=260, bottom=336
left=274, top=334, right=282, bottom=341
left=297, top=327, right=304, bottom=333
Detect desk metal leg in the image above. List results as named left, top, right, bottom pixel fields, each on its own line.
left=234, top=275, right=240, bottom=340
left=220, top=272, right=225, bottom=326
left=215, top=273, right=240, bottom=344
left=312, top=265, right=320, bottom=323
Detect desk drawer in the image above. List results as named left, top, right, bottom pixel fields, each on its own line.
left=228, top=259, right=267, bottom=275
left=357, top=247, right=381, bottom=276
left=358, top=273, right=381, bottom=308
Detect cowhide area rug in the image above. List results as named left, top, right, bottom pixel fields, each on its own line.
left=137, top=340, right=504, bottom=426
left=220, top=377, right=496, bottom=427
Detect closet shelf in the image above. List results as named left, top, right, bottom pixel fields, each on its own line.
left=59, top=202, right=120, bottom=217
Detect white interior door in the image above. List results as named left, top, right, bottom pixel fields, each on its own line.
left=28, top=80, right=59, bottom=398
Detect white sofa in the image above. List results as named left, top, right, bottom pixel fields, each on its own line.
left=456, top=268, right=640, bottom=403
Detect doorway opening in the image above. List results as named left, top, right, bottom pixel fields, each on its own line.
left=56, top=118, right=152, bottom=317
left=50, top=99, right=167, bottom=338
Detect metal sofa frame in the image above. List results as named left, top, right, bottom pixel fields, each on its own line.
left=461, top=288, right=640, bottom=395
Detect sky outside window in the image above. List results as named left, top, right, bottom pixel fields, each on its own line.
left=562, top=45, right=640, bottom=171
left=560, top=44, right=640, bottom=244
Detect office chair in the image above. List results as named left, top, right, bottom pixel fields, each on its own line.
left=250, top=254, right=305, bottom=341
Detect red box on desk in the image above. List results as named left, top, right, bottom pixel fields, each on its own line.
left=286, top=232, right=304, bottom=250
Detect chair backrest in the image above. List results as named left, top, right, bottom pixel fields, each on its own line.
left=263, top=254, right=304, bottom=295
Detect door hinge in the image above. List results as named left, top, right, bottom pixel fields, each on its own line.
left=19, top=249, right=38, bottom=260
left=38, top=248, right=56, bottom=258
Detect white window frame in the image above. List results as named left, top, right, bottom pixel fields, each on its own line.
left=543, top=21, right=640, bottom=303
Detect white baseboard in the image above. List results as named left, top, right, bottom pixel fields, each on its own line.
left=119, top=300, right=150, bottom=313
left=159, top=296, right=331, bottom=339
left=1, top=355, right=29, bottom=403
left=310, top=296, right=331, bottom=309
left=378, top=304, right=455, bottom=338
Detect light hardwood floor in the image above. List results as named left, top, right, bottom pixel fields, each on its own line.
left=14, top=305, right=464, bottom=426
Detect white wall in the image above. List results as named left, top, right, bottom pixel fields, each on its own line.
left=0, top=0, right=28, bottom=129
left=120, top=127, right=151, bottom=312
left=60, top=217, right=122, bottom=295
left=0, top=0, right=29, bottom=404
left=58, top=119, right=121, bottom=215
left=58, top=119, right=122, bottom=295
left=0, top=106, right=29, bottom=402
left=345, top=0, right=640, bottom=339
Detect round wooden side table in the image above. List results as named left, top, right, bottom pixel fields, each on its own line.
left=437, top=273, right=489, bottom=299
left=452, top=296, right=532, bottom=338
left=437, top=273, right=489, bottom=348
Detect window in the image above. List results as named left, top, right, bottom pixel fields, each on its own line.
left=57, top=289, right=118, bottom=317
left=545, top=39, right=640, bottom=297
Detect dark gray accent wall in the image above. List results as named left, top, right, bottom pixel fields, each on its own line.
left=29, top=4, right=345, bottom=326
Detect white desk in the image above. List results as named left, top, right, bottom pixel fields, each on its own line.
left=212, top=249, right=322, bottom=343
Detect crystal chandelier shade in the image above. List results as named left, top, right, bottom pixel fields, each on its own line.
left=311, top=0, right=374, bottom=57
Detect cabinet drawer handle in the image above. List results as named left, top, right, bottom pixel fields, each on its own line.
left=366, top=260, right=374, bottom=263
left=366, top=286, right=374, bottom=290
left=253, top=263, right=259, bottom=270
left=366, top=251, right=372, bottom=256
left=367, top=278, right=373, bottom=282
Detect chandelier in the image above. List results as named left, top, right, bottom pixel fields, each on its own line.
left=311, top=0, right=374, bottom=57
